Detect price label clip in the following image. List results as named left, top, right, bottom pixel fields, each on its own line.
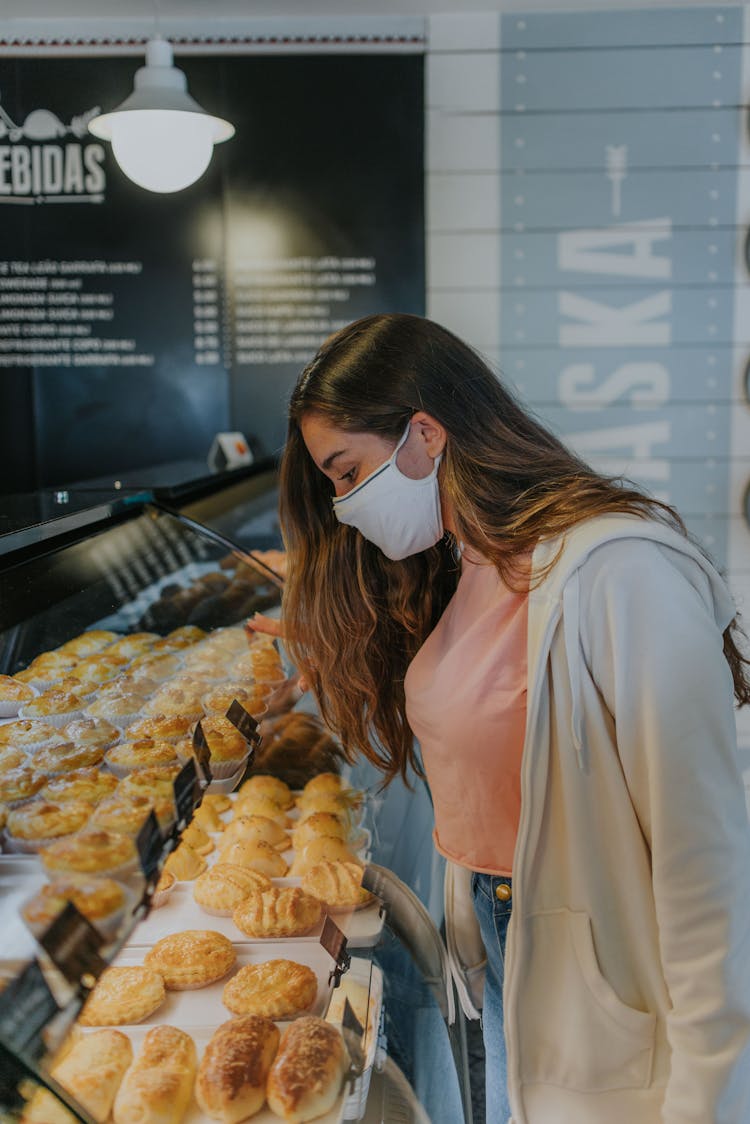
left=225, top=698, right=262, bottom=748
left=191, top=721, right=213, bottom=785
left=320, top=914, right=350, bottom=988
left=136, top=809, right=166, bottom=911
left=38, top=901, right=107, bottom=992
left=173, top=757, right=202, bottom=835
left=0, top=959, right=60, bottom=1061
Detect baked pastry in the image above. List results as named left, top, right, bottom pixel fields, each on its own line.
left=194, top=715, right=249, bottom=763
left=288, top=836, right=363, bottom=878
left=232, top=886, right=322, bottom=939
left=78, top=965, right=166, bottom=1026
left=0, top=764, right=45, bottom=805
left=105, top=738, right=179, bottom=774
left=112, top=1025, right=197, bottom=1124
left=192, top=800, right=225, bottom=832
left=222, top=959, right=318, bottom=1019
left=66, top=655, right=130, bottom=689
left=224, top=813, right=290, bottom=851
left=301, top=861, right=374, bottom=912
left=117, top=765, right=179, bottom=800
left=51, top=1028, right=133, bottom=1123
left=237, top=773, right=294, bottom=809
left=195, top=1014, right=279, bottom=1123
left=61, top=716, right=121, bottom=751
left=152, top=869, right=177, bottom=908
left=326, top=977, right=377, bottom=1054
left=296, top=793, right=356, bottom=827
left=266, top=1017, right=349, bottom=1122
left=127, top=713, right=195, bottom=742
left=0, top=746, right=26, bottom=771
left=105, top=632, right=159, bottom=659
left=0, top=674, right=36, bottom=715
left=6, top=799, right=93, bottom=849
left=179, top=820, right=214, bottom=855
left=18, top=688, right=85, bottom=723
left=41, top=828, right=136, bottom=876
left=21, top=875, right=127, bottom=937
left=0, top=718, right=64, bottom=751
left=34, top=739, right=106, bottom=774
left=92, top=791, right=174, bottom=834
left=202, top=684, right=270, bottom=720
left=143, top=684, right=203, bottom=719
left=203, top=792, right=232, bottom=814
left=128, top=652, right=184, bottom=681
left=193, top=863, right=272, bottom=915
left=157, top=624, right=207, bottom=648
left=291, top=812, right=348, bottom=852
left=219, top=838, right=289, bottom=879
left=163, top=841, right=208, bottom=881
left=84, top=693, right=144, bottom=727
left=42, top=766, right=119, bottom=805
left=58, top=630, right=118, bottom=658
left=233, top=792, right=292, bottom=826
left=144, top=929, right=236, bottom=990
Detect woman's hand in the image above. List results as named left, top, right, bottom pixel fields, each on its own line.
left=245, top=612, right=285, bottom=639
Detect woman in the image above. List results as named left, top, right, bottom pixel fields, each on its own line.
left=257, top=312, right=750, bottom=1124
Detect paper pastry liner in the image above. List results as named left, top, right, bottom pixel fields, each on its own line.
left=0, top=687, right=39, bottom=719
left=3, top=829, right=77, bottom=856
left=206, top=754, right=250, bottom=781
left=103, top=756, right=179, bottom=780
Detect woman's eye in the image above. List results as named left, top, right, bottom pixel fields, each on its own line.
left=339, top=468, right=356, bottom=484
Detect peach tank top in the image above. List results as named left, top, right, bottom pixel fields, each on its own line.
left=404, top=547, right=528, bottom=876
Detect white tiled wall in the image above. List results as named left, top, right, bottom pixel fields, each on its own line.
left=425, top=10, right=750, bottom=764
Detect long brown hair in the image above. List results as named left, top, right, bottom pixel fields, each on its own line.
left=280, top=313, right=750, bottom=783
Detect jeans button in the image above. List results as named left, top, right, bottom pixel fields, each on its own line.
left=495, top=882, right=512, bottom=902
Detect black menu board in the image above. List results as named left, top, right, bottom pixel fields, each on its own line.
left=0, top=53, right=424, bottom=492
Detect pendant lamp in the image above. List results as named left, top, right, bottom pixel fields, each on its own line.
left=88, top=38, right=234, bottom=194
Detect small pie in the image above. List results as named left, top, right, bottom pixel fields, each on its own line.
left=223, top=813, right=289, bottom=851
left=143, top=685, right=203, bottom=719
left=117, top=765, right=179, bottom=801
left=232, top=886, right=322, bottom=939
left=126, top=714, right=194, bottom=743
left=84, top=694, right=143, bottom=724
left=105, top=632, right=159, bottom=659
left=222, top=958, right=318, bottom=1019
left=154, top=625, right=207, bottom=649
left=21, top=875, right=126, bottom=935
left=61, top=717, right=120, bottom=751
left=42, top=766, right=119, bottom=805
left=34, top=740, right=106, bottom=774
left=301, top=861, right=374, bottom=912
left=66, top=655, right=129, bottom=689
left=144, top=929, right=236, bottom=990
left=0, top=765, right=45, bottom=804
left=237, top=773, right=294, bottom=809
left=40, top=828, right=136, bottom=876
left=0, top=746, right=26, bottom=772
left=58, top=630, right=118, bottom=658
left=19, top=689, right=85, bottom=720
left=6, top=799, right=93, bottom=842
left=0, top=719, right=63, bottom=750
left=105, top=738, right=179, bottom=772
left=0, top=675, right=36, bottom=706
left=92, top=793, right=174, bottom=835
left=219, top=837, right=288, bottom=879
left=193, top=863, right=272, bottom=915
left=192, top=715, right=248, bottom=763
left=78, top=965, right=166, bottom=1026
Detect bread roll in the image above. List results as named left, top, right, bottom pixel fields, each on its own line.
left=288, top=836, right=362, bottom=878
left=195, top=1014, right=280, bottom=1122
left=266, top=1016, right=349, bottom=1122
left=52, top=1029, right=133, bottom=1122
left=219, top=838, right=288, bottom=879
left=113, top=1025, right=196, bottom=1124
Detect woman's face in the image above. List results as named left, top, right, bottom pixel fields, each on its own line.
left=300, top=412, right=440, bottom=498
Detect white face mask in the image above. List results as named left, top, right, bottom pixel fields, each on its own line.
left=332, top=422, right=444, bottom=560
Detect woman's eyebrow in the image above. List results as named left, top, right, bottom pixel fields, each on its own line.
left=321, top=448, right=348, bottom=471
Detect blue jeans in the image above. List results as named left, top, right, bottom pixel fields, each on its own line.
left=471, top=872, right=513, bottom=1124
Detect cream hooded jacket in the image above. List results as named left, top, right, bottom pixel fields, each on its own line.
left=455, top=514, right=750, bottom=1124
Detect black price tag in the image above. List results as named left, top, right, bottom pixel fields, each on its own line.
left=225, top=698, right=262, bottom=746
left=320, top=914, right=350, bottom=987
left=191, top=721, right=213, bottom=783
left=0, top=1040, right=34, bottom=1112
left=173, top=758, right=200, bottom=830
left=38, top=901, right=107, bottom=989
left=0, top=959, right=59, bottom=1059
left=136, top=809, right=164, bottom=883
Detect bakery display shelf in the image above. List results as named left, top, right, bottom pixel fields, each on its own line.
left=123, top=879, right=385, bottom=950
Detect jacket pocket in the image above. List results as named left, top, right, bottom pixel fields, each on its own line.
left=518, top=909, right=655, bottom=1092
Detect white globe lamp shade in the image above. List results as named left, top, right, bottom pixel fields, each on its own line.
left=88, top=38, right=234, bottom=194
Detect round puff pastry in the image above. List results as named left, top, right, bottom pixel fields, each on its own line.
left=219, top=838, right=288, bottom=879
left=193, top=863, right=272, bottom=915
left=0, top=765, right=45, bottom=804
left=299, top=771, right=345, bottom=800
left=266, top=1017, right=349, bottom=1123
left=163, top=841, right=208, bottom=881
left=237, top=773, right=294, bottom=810
left=19, top=688, right=85, bottom=720
left=42, top=766, right=119, bottom=805
left=223, top=958, right=318, bottom=1019
left=301, top=861, right=374, bottom=912
left=296, top=793, right=356, bottom=827
left=144, top=929, right=236, bottom=990
left=233, top=792, right=292, bottom=826
left=92, top=792, right=174, bottom=835
left=232, top=886, right=322, bottom=940
left=84, top=693, right=143, bottom=725
left=223, top=813, right=289, bottom=851
left=66, top=655, right=130, bottom=689
left=78, top=965, right=166, bottom=1026
left=0, top=718, right=63, bottom=750
left=288, top=837, right=363, bottom=878
left=58, top=630, right=118, bottom=658
left=0, top=746, right=26, bottom=771
left=143, top=685, right=203, bottom=719
left=105, top=738, right=179, bottom=773
left=195, top=1014, right=279, bottom=1124
left=202, top=684, right=270, bottom=721
left=6, top=799, right=93, bottom=843
left=127, top=713, right=195, bottom=743
left=41, top=828, right=137, bottom=876
left=34, top=740, right=106, bottom=774
left=291, top=812, right=348, bottom=852
left=129, top=652, right=184, bottom=680
left=0, top=674, right=36, bottom=705
left=117, top=765, right=179, bottom=800
left=61, top=717, right=120, bottom=751
left=112, top=1025, right=197, bottom=1124
left=106, top=632, right=159, bottom=659
left=21, top=874, right=127, bottom=936
left=157, top=624, right=207, bottom=648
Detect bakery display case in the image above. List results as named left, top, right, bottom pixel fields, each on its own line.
left=0, top=468, right=470, bottom=1124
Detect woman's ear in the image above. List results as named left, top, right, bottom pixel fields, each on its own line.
left=410, top=410, right=447, bottom=458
